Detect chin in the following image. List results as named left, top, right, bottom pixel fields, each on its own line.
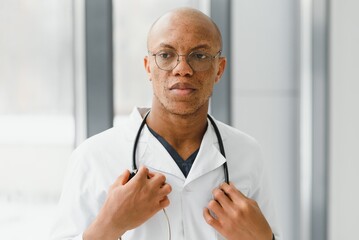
left=165, top=103, right=206, bottom=116
left=154, top=94, right=209, bottom=116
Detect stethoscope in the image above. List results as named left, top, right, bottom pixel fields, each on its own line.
left=128, top=110, right=229, bottom=240
left=131, top=110, right=229, bottom=183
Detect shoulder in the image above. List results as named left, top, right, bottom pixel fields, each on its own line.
left=215, top=120, right=261, bottom=152
left=69, top=118, right=133, bottom=169
left=210, top=118, right=263, bottom=167
left=77, top=127, right=122, bottom=154
left=69, top=107, right=147, bottom=172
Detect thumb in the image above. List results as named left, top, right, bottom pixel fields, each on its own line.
left=115, top=169, right=131, bottom=186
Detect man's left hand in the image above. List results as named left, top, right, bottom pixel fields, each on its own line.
left=203, top=182, right=273, bottom=240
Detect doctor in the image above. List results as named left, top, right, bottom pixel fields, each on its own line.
left=50, top=7, right=280, bottom=240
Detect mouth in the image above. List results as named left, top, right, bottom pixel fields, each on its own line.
left=169, top=82, right=196, bottom=96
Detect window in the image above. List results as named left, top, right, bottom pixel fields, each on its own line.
left=0, top=1, right=75, bottom=239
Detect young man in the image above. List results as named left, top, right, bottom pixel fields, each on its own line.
left=50, top=7, right=280, bottom=240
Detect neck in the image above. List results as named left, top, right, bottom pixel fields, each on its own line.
left=146, top=106, right=208, bottom=159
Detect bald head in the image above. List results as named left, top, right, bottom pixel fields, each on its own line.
left=147, top=7, right=223, bottom=51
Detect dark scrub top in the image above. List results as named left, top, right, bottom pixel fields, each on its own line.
left=148, top=126, right=199, bottom=177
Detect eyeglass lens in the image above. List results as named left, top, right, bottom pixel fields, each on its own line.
left=154, top=50, right=219, bottom=71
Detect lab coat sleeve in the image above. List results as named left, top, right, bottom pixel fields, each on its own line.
left=250, top=148, right=282, bottom=240
left=49, top=142, right=106, bottom=240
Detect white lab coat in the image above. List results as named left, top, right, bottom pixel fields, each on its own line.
left=50, top=107, right=281, bottom=240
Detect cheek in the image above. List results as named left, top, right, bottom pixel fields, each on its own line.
left=151, top=72, right=168, bottom=92
left=199, top=74, right=217, bottom=91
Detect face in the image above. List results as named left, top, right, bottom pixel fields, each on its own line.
left=144, top=11, right=226, bottom=116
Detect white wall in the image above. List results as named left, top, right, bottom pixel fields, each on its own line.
left=231, top=1, right=299, bottom=239
left=329, top=0, right=359, bottom=239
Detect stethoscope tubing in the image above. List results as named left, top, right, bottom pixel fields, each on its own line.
left=207, top=114, right=229, bottom=184
left=132, top=111, right=229, bottom=183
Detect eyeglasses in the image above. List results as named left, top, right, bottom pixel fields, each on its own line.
left=149, top=49, right=222, bottom=71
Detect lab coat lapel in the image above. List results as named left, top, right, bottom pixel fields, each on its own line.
left=124, top=107, right=184, bottom=180
left=185, top=121, right=227, bottom=186
left=125, top=108, right=226, bottom=184
left=124, top=107, right=150, bottom=142
left=139, top=127, right=185, bottom=181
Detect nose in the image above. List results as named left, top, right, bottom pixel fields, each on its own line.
left=172, top=55, right=193, bottom=76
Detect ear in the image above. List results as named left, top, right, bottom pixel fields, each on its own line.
left=214, top=57, right=227, bottom=84
left=144, top=56, right=151, bottom=79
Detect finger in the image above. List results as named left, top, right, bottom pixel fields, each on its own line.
left=120, top=170, right=131, bottom=185
left=207, top=199, right=226, bottom=219
left=147, top=171, right=155, bottom=178
left=158, top=183, right=172, bottom=198
left=159, top=196, right=170, bottom=208
left=203, top=207, right=221, bottom=230
left=112, top=169, right=131, bottom=187
left=212, top=188, right=232, bottom=209
left=220, top=182, right=246, bottom=203
left=149, top=172, right=167, bottom=187
left=135, top=165, right=149, bottom=180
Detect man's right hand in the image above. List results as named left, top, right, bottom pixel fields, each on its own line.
left=83, top=166, right=172, bottom=240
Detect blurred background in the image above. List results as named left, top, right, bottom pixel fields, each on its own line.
left=0, top=0, right=358, bottom=239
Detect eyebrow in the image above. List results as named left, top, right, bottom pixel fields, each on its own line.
left=156, top=43, right=212, bottom=52
left=157, top=43, right=176, bottom=50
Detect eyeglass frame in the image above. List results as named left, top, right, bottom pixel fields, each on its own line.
left=148, top=49, right=222, bottom=71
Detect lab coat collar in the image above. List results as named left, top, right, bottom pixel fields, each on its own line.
left=184, top=120, right=227, bottom=185
left=125, top=107, right=227, bottom=186
left=125, top=107, right=184, bottom=179
left=142, top=132, right=186, bottom=180
left=124, top=107, right=151, bottom=141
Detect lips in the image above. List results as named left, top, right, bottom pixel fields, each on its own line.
left=169, top=82, right=196, bottom=90
left=169, top=82, right=196, bottom=96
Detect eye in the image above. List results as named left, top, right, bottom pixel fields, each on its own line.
left=157, top=51, right=175, bottom=60
left=191, top=52, right=210, bottom=61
